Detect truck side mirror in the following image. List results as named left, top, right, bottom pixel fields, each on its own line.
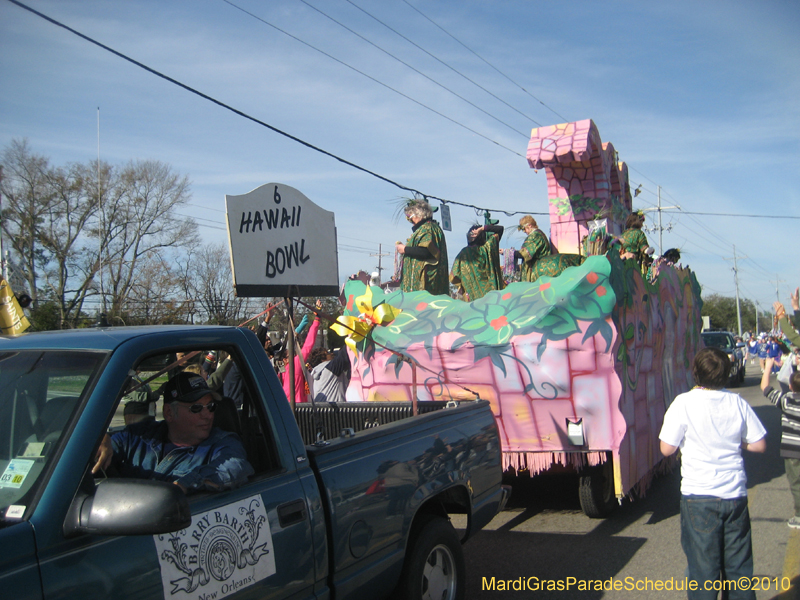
left=64, top=479, right=191, bottom=537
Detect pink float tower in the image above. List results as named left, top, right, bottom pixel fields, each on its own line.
left=527, top=119, right=632, bottom=254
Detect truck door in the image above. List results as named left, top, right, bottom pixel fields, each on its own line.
left=13, top=340, right=323, bottom=600
left=0, top=522, right=42, bottom=600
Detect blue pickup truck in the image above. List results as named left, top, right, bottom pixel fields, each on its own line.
left=0, top=326, right=508, bottom=600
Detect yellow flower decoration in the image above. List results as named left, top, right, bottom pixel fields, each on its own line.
left=331, top=285, right=401, bottom=355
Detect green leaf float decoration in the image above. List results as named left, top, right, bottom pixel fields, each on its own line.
left=342, top=256, right=617, bottom=384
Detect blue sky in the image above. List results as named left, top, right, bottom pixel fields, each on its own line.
left=1, top=0, right=798, bottom=323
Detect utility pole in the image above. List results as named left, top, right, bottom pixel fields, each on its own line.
left=773, top=274, right=785, bottom=302
left=369, top=243, right=391, bottom=282
left=755, top=302, right=760, bottom=335
left=725, top=246, right=745, bottom=337
left=97, top=107, right=108, bottom=319
left=641, top=186, right=680, bottom=255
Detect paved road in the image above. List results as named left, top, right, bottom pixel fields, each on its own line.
left=457, top=371, right=800, bottom=599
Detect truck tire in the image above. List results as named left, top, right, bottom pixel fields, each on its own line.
left=578, top=460, right=617, bottom=518
left=396, top=516, right=465, bottom=600
left=729, top=368, right=740, bottom=388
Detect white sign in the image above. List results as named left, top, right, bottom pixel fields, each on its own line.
left=440, top=204, right=452, bottom=232
left=154, top=495, right=276, bottom=600
left=226, top=183, right=339, bottom=297
left=0, top=459, right=34, bottom=488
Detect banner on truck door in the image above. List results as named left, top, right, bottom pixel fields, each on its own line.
left=154, top=495, right=276, bottom=600
left=226, top=183, right=339, bottom=297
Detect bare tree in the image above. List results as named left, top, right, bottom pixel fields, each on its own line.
left=37, top=161, right=106, bottom=327
left=0, top=139, right=54, bottom=309
left=1, top=142, right=203, bottom=329
left=186, top=242, right=247, bottom=324
left=99, top=159, right=196, bottom=320
left=124, top=248, right=188, bottom=325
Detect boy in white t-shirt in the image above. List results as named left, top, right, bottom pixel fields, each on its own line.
left=659, top=347, right=767, bottom=600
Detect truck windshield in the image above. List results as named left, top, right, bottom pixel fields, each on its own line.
left=0, top=350, right=105, bottom=521
left=702, top=334, right=734, bottom=350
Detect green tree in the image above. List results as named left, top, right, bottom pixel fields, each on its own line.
left=701, top=294, right=740, bottom=332
left=701, top=294, right=773, bottom=334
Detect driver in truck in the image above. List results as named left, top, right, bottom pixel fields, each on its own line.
left=93, top=371, right=254, bottom=493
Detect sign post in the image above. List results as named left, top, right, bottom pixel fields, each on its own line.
left=227, top=183, right=339, bottom=409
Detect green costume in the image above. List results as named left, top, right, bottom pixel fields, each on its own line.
left=620, top=228, right=649, bottom=260
left=779, top=313, right=800, bottom=347
left=450, top=231, right=504, bottom=301
left=401, top=219, right=449, bottom=295
left=519, top=229, right=552, bottom=282
left=529, top=254, right=584, bottom=282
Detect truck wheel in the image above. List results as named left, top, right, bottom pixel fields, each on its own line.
left=578, top=460, right=617, bottom=518
left=396, top=516, right=465, bottom=600
left=729, top=369, right=740, bottom=388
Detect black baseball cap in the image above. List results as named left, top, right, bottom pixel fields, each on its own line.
left=163, top=371, right=220, bottom=404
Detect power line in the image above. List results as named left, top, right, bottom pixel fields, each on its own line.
left=341, top=0, right=545, bottom=128
left=220, top=0, right=525, bottom=157
left=7, top=0, right=437, bottom=193
left=399, top=0, right=568, bottom=123
left=9, top=0, right=791, bottom=299
left=298, top=0, right=529, bottom=138
left=675, top=211, right=799, bottom=219
left=7, top=0, right=549, bottom=218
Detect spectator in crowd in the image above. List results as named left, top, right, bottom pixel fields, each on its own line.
left=450, top=223, right=505, bottom=301
left=308, top=346, right=351, bottom=403
left=761, top=357, right=800, bottom=529
left=747, top=336, right=758, bottom=366
left=757, top=334, right=769, bottom=373
left=775, top=290, right=800, bottom=348
left=395, top=199, right=449, bottom=295
left=94, top=371, right=253, bottom=493
left=775, top=342, right=798, bottom=393
left=767, top=336, right=783, bottom=373
left=659, top=347, right=767, bottom=599
left=121, top=373, right=154, bottom=426
left=515, top=215, right=551, bottom=283
left=278, top=303, right=322, bottom=404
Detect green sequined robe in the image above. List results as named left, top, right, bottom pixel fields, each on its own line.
left=401, top=219, right=449, bottom=295
left=529, top=254, right=585, bottom=282
left=620, top=228, right=649, bottom=260
left=519, top=229, right=552, bottom=282
left=450, top=232, right=504, bottom=301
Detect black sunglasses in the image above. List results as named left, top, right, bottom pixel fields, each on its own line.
left=187, top=401, right=217, bottom=414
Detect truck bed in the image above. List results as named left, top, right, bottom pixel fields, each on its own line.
left=293, top=400, right=460, bottom=445
left=299, top=399, right=503, bottom=599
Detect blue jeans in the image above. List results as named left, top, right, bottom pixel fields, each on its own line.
left=680, top=495, right=755, bottom=600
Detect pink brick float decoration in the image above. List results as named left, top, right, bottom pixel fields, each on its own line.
left=340, top=254, right=703, bottom=501
left=527, top=119, right=632, bottom=254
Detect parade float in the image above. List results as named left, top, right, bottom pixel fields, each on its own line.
left=338, top=120, right=703, bottom=517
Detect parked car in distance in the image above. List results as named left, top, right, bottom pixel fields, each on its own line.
left=701, top=330, right=746, bottom=386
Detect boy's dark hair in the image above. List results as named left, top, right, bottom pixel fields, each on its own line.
left=307, top=347, right=330, bottom=369
left=791, top=371, right=800, bottom=393
left=692, top=347, right=731, bottom=390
